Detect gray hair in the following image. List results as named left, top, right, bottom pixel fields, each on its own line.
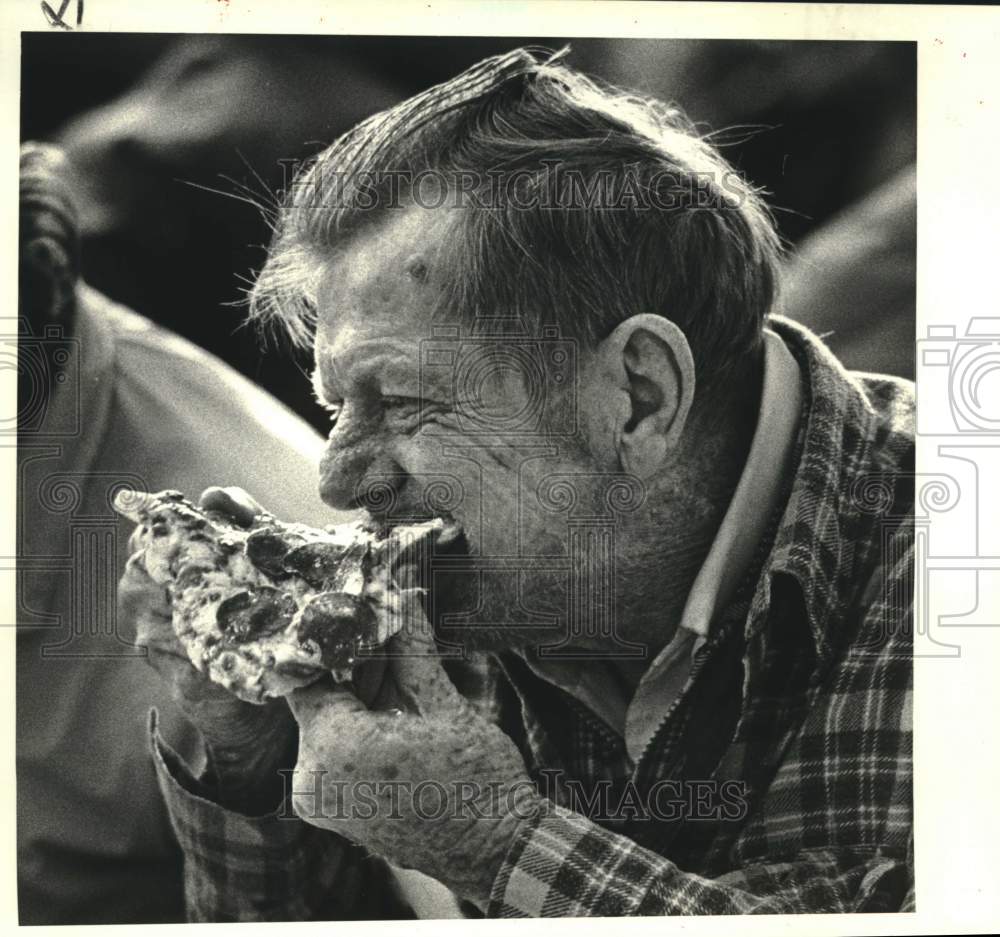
left=250, top=46, right=783, bottom=403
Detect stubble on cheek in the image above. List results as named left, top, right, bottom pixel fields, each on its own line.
left=404, top=427, right=599, bottom=652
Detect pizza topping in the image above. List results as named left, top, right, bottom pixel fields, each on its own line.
left=283, top=541, right=366, bottom=589
left=297, top=591, right=377, bottom=670
left=245, top=527, right=303, bottom=578
left=216, top=586, right=297, bottom=641
left=175, top=564, right=214, bottom=591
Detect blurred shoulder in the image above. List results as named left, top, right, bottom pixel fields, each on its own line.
left=81, top=284, right=341, bottom=525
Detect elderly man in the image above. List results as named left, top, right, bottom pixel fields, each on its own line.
left=121, top=48, right=914, bottom=917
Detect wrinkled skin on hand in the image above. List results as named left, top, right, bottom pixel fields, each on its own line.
left=120, top=486, right=296, bottom=812
left=287, top=622, right=542, bottom=905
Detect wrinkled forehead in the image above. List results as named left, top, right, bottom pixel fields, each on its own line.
left=314, top=204, right=458, bottom=354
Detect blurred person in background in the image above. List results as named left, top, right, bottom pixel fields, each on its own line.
left=14, top=143, right=347, bottom=924
left=781, top=164, right=916, bottom=378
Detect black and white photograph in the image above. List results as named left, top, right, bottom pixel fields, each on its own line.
left=4, top=2, right=998, bottom=930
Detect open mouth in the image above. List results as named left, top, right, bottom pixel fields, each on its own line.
left=362, top=510, right=465, bottom=556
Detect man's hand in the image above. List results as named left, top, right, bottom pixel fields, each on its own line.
left=119, top=485, right=296, bottom=814
left=287, top=622, right=542, bottom=906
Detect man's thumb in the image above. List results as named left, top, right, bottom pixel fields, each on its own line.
left=287, top=677, right=366, bottom=726
left=199, top=486, right=269, bottom=527
left=385, top=620, right=465, bottom=715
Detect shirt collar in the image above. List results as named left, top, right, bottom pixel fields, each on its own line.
left=760, top=315, right=894, bottom=665
left=673, top=328, right=803, bottom=640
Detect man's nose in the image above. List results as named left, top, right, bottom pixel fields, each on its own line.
left=319, top=451, right=363, bottom=511
left=321, top=457, right=427, bottom=521
left=318, top=437, right=386, bottom=511
left=316, top=404, right=370, bottom=508
left=320, top=444, right=440, bottom=524
left=317, top=413, right=410, bottom=514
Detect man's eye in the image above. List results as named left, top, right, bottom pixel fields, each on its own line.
left=381, top=395, right=419, bottom=412
left=381, top=396, right=436, bottom=431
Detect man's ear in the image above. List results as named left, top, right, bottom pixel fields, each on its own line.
left=589, top=314, right=695, bottom=479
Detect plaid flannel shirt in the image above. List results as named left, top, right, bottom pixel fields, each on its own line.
left=150, top=316, right=915, bottom=918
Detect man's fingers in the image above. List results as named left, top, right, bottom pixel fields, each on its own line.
left=287, top=677, right=368, bottom=726
left=127, top=527, right=145, bottom=556
left=199, top=486, right=269, bottom=527
left=118, top=556, right=188, bottom=684
left=123, top=547, right=147, bottom=577
left=386, top=620, right=466, bottom=716
left=119, top=559, right=171, bottom=622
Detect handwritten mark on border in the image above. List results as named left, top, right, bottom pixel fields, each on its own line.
left=41, top=0, right=83, bottom=30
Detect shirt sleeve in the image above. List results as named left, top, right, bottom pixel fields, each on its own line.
left=148, top=709, right=411, bottom=922
left=487, top=803, right=910, bottom=916
left=488, top=531, right=915, bottom=917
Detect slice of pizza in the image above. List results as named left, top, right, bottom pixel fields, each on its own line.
left=114, top=488, right=451, bottom=704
